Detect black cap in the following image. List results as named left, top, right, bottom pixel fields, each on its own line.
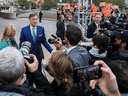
left=114, top=30, right=128, bottom=43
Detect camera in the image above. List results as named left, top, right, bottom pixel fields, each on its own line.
left=48, top=34, right=65, bottom=45
left=20, top=41, right=33, bottom=73
left=73, top=64, right=102, bottom=83
left=48, top=34, right=59, bottom=44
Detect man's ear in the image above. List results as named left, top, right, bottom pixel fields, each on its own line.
left=65, top=37, right=69, bottom=43
left=122, top=42, right=127, bottom=47
left=23, top=66, right=26, bottom=74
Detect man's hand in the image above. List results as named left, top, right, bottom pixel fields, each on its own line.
left=53, top=38, right=64, bottom=50
left=41, top=59, right=47, bottom=66
left=24, top=54, right=39, bottom=73
left=90, top=60, right=120, bottom=96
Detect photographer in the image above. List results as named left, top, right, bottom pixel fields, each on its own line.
left=54, top=24, right=89, bottom=68
left=0, top=46, right=56, bottom=96
left=90, top=60, right=120, bottom=96
left=111, top=30, right=128, bottom=61
left=89, top=35, right=112, bottom=65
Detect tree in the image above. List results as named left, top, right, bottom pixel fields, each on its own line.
left=18, top=0, right=27, bottom=6
left=41, top=0, right=58, bottom=10
left=93, top=0, right=125, bottom=8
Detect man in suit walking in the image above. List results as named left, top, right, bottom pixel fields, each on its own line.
left=20, top=13, right=53, bottom=72
left=87, top=12, right=101, bottom=38
left=56, top=14, right=65, bottom=42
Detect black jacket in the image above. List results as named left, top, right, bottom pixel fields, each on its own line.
left=89, top=53, right=112, bottom=65
left=52, top=79, right=81, bottom=96
left=87, top=22, right=97, bottom=38
left=56, top=20, right=65, bottom=40
left=0, top=70, right=56, bottom=96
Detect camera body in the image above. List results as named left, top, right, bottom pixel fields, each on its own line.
left=20, top=41, right=33, bottom=74
left=73, top=64, right=102, bottom=83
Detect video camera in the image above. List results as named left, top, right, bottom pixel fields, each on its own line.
left=20, top=41, right=33, bottom=74
left=48, top=34, right=65, bottom=45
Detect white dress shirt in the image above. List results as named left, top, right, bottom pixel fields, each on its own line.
left=30, top=25, right=37, bottom=37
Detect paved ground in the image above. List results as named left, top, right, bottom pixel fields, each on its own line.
left=0, top=17, right=76, bottom=82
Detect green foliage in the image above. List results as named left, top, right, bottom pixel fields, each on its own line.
left=41, top=0, right=58, bottom=10
left=18, top=0, right=27, bottom=6
left=93, top=0, right=125, bottom=8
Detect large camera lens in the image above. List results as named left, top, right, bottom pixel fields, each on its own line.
left=20, top=41, right=32, bottom=55
left=20, top=41, right=33, bottom=74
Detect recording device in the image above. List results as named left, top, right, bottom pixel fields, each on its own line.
left=48, top=34, right=59, bottom=44
left=73, top=64, right=102, bottom=83
left=20, top=41, right=33, bottom=73
left=48, top=34, right=66, bottom=45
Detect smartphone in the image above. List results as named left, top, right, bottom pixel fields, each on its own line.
left=73, top=64, right=102, bottom=83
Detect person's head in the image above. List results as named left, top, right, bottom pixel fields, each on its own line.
left=107, top=60, right=128, bottom=94
left=59, top=14, right=64, bottom=20
left=94, top=12, right=101, bottom=24
left=29, top=13, right=38, bottom=27
left=1, top=24, right=16, bottom=41
left=0, top=47, right=25, bottom=85
left=114, top=30, right=128, bottom=51
left=92, top=35, right=109, bottom=54
left=49, top=51, right=75, bottom=94
left=65, top=24, right=82, bottom=46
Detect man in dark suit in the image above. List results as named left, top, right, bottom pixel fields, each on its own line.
left=87, top=12, right=101, bottom=38
left=20, top=13, right=53, bottom=72
left=56, top=14, right=65, bottom=41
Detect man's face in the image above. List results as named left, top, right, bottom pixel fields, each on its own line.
left=94, top=14, right=101, bottom=24
left=29, top=15, right=38, bottom=27
left=61, top=15, right=65, bottom=20
left=115, top=38, right=122, bottom=48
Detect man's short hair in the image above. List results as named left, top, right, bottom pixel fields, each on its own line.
left=29, top=13, right=37, bottom=19
left=0, top=47, right=24, bottom=84
left=107, top=60, right=128, bottom=94
left=94, top=12, right=101, bottom=17
left=65, top=24, right=82, bottom=46
left=59, top=14, right=64, bottom=20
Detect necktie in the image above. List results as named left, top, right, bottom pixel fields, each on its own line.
left=32, top=27, right=36, bottom=42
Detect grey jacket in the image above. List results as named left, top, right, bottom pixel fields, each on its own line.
left=68, top=45, right=89, bottom=68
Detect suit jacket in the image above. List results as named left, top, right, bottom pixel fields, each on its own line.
left=68, top=46, right=89, bottom=68
left=87, top=22, right=97, bottom=38
left=56, top=20, right=65, bottom=40
left=20, top=25, right=53, bottom=64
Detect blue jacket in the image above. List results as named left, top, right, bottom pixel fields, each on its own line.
left=19, top=25, right=53, bottom=67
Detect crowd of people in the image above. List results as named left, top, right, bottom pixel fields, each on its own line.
left=0, top=9, right=128, bottom=96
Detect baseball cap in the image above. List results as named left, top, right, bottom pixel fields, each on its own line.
left=114, top=30, right=128, bottom=43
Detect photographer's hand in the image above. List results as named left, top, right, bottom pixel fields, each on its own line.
left=24, top=54, right=39, bottom=73
left=54, top=38, right=64, bottom=50
left=90, top=60, right=120, bottom=96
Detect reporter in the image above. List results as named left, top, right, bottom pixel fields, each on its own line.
left=90, top=60, right=120, bottom=96
left=0, top=24, right=19, bottom=50
left=0, top=46, right=56, bottom=96
left=89, top=35, right=112, bottom=65
left=43, top=51, right=81, bottom=96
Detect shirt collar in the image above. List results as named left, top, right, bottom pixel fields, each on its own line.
left=30, top=25, right=37, bottom=30
left=67, top=45, right=77, bottom=54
